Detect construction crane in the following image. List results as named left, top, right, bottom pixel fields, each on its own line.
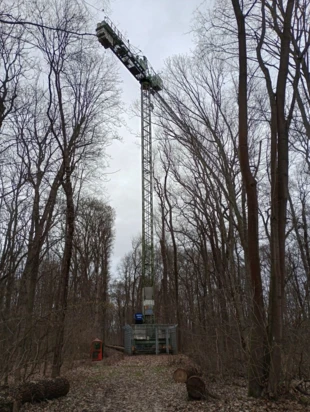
left=96, top=17, right=164, bottom=325
left=96, top=17, right=180, bottom=355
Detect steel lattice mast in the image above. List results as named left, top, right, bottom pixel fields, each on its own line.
left=141, top=84, right=154, bottom=289
left=96, top=18, right=163, bottom=322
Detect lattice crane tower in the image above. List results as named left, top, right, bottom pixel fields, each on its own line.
left=96, top=18, right=163, bottom=323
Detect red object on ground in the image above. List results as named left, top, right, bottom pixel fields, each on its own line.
left=91, top=338, right=103, bottom=361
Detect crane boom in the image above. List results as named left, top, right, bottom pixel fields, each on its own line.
left=96, top=18, right=164, bottom=323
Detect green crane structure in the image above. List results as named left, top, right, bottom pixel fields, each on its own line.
left=96, top=17, right=180, bottom=355
left=96, top=18, right=163, bottom=324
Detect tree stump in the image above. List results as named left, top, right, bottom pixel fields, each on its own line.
left=173, top=367, right=200, bottom=383
left=186, top=376, right=207, bottom=400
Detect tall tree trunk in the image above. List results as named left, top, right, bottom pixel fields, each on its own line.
left=268, top=0, right=294, bottom=395
left=163, top=169, right=181, bottom=348
left=101, top=249, right=109, bottom=342
left=231, top=0, right=266, bottom=398
left=154, top=174, right=169, bottom=324
left=160, top=234, right=169, bottom=324
left=52, top=169, right=75, bottom=378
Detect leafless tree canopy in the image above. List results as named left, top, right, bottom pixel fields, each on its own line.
left=0, top=0, right=119, bottom=382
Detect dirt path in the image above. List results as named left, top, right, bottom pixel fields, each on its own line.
left=20, top=353, right=310, bottom=412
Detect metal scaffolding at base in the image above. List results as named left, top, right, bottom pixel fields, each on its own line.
left=124, top=324, right=178, bottom=355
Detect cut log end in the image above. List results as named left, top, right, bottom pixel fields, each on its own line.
left=173, top=367, right=201, bottom=383
left=186, top=375, right=207, bottom=400
left=173, top=368, right=188, bottom=383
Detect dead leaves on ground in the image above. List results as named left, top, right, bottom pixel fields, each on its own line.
left=20, top=353, right=310, bottom=411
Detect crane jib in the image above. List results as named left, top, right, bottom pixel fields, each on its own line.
left=96, top=20, right=163, bottom=92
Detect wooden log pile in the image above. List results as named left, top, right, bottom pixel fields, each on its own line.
left=0, top=377, right=70, bottom=411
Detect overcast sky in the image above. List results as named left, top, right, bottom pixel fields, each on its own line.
left=91, top=0, right=210, bottom=276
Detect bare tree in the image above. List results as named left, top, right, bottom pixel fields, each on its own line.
left=0, top=1, right=25, bottom=130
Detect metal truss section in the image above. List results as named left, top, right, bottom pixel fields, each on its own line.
left=141, top=84, right=154, bottom=290
left=96, top=19, right=163, bottom=91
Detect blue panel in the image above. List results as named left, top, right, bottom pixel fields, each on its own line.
left=134, top=313, right=144, bottom=324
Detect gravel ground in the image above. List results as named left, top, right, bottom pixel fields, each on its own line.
left=20, top=353, right=310, bottom=412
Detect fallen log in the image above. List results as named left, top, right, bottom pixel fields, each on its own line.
left=17, top=377, right=70, bottom=403
left=0, top=377, right=70, bottom=411
left=0, top=386, right=15, bottom=412
left=173, top=367, right=201, bottom=383
left=105, top=344, right=125, bottom=353
left=292, top=379, right=310, bottom=397
left=186, top=375, right=207, bottom=400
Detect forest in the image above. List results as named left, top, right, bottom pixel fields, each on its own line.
left=1, top=0, right=310, bottom=407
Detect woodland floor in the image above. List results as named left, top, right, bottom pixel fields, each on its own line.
left=20, top=351, right=310, bottom=412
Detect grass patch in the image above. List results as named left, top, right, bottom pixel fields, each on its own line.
left=153, top=366, right=165, bottom=374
